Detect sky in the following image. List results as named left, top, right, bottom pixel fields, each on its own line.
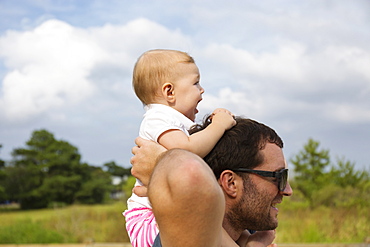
left=0, top=0, right=369, bottom=171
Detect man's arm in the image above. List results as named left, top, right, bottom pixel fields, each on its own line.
left=148, top=149, right=226, bottom=247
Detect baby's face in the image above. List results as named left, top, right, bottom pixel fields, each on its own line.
left=172, top=63, right=204, bottom=121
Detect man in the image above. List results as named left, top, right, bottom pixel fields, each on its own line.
left=130, top=117, right=293, bottom=247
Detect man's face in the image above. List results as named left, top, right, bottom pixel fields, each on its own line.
left=226, top=143, right=293, bottom=231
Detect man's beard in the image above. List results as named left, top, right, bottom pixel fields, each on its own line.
left=225, top=177, right=278, bottom=232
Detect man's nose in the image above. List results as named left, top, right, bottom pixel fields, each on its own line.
left=281, top=182, right=293, bottom=196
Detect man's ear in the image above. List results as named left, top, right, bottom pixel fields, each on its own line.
left=162, top=82, right=175, bottom=103
left=218, top=170, right=239, bottom=198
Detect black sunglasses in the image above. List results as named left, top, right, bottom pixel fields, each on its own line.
left=231, top=168, right=288, bottom=191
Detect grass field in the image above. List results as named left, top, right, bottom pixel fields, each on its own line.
left=0, top=200, right=369, bottom=244
left=0, top=202, right=129, bottom=243
left=277, top=200, right=370, bottom=243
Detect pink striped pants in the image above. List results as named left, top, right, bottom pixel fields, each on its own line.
left=124, top=207, right=159, bottom=247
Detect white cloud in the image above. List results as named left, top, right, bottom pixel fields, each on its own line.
left=88, top=18, right=193, bottom=66
left=0, top=20, right=102, bottom=121
left=327, top=103, right=370, bottom=124
left=0, top=18, right=193, bottom=122
left=198, top=40, right=370, bottom=125
left=200, top=87, right=259, bottom=117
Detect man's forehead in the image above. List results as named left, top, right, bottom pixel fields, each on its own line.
left=256, top=143, right=286, bottom=171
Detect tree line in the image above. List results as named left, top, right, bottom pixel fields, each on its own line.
left=1, top=130, right=369, bottom=210
left=0, top=129, right=130, bottom=209
left=290, top=138, right=369, bottom=208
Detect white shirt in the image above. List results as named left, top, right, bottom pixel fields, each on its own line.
left=127, top=104, right=195, bottom=209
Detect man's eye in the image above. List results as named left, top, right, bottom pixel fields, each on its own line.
left=272, top=177, right=278, bottom=182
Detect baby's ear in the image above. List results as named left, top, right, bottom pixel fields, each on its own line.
left=162, top=82, right=175, bottom=103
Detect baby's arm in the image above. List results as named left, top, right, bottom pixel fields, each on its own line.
left=158, top=108, right=236, bottom=158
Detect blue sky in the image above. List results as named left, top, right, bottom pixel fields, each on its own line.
left=0, top=0, right=369, bottom=171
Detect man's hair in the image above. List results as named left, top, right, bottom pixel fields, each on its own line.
left=132, top=49, right=195, bottom=105
left=190, top=116, right=283, bottom=179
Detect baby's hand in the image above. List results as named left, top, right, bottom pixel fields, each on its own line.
left=244, top=230, right=276, bottom=247
left=211, top=108, right=236, bottom=130
left=212, top=108, right=234, bottom=116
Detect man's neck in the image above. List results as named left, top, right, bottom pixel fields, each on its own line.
left=223, top=219, right=241, bottom=241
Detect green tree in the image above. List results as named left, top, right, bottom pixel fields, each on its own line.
left=3, top=129, right=113, bottom=209
left=327, top=158, right=370, bottom=207
left=290, top=138, right=331, bottom=205
left=0, top=144, right=4, bottom=167
left=104, top=161, right=131, bottom=199
left=122, top=175, right=136, bottom=200
left=0, top=144, right=7, bottom=201
left=104, top=161, right=131, bottom=179
left=2, top=165, right=44, bottom=207
left=8, top=130, right=85, bottom=208
left=290, top=138, right=370, bottom=208
left=329, top=157, right=369, bottom=188
left=76, top=166, right=113, bottom=204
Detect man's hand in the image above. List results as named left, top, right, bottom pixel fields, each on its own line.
left=130, top=137, right=167, bottom=196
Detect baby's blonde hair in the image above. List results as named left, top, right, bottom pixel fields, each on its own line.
left=133, top=49, right=195, bottom=105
